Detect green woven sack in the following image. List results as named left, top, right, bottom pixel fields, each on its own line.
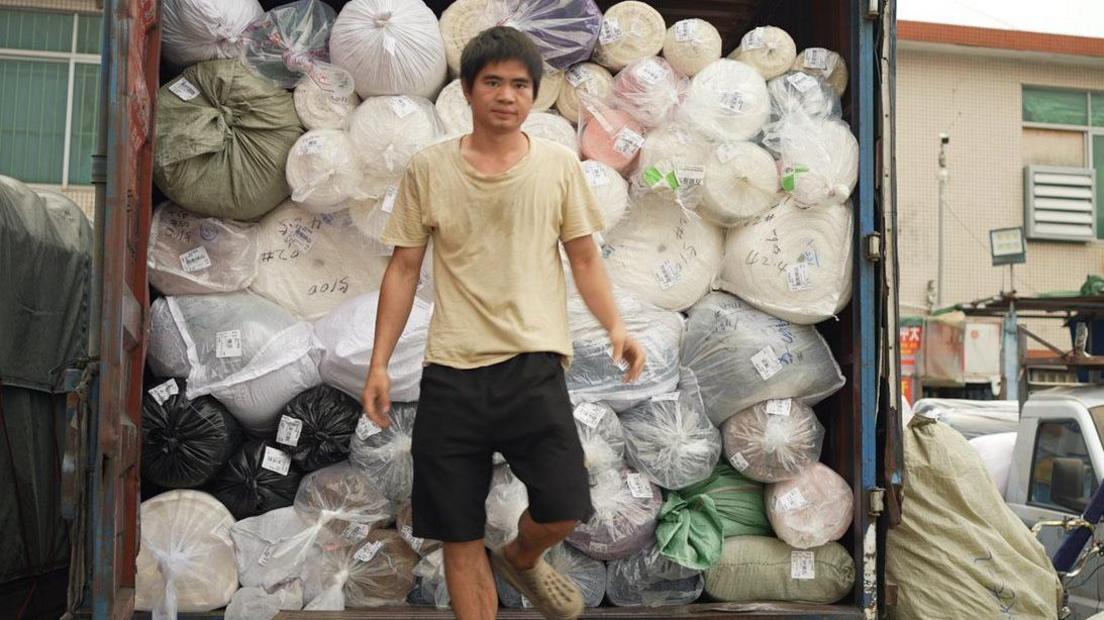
left=704, top=535, right=854, bottom=603
left=154, top=59, right=303, bottom=220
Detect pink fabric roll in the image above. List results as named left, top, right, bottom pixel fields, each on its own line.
left=580, top=108, right=646, bottom=175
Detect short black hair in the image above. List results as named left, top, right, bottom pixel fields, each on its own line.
left=460, top=26, right=544, bottom=99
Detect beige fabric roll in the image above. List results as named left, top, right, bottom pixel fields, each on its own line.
left=731, top=26, right=797, bottom=80
left=523, top=111, right=579, bottom=154
left=434, top=78, right=471, bottom=137
left=556, top=62, right=614, bottom=124
left=440, top=0, right=502, bottom=76
left=592, top=1, right=666, bottom=72
left=700, top=141, right=780, bottom=227
left=793, top=47, right=849, bottom=96
left=533, top=68, right=564, bottom=112
left=662, top=19, right=722, bottom=78
left=581, top=159, right=629, bottom=231
left=294, top=77, right=361, bottom=131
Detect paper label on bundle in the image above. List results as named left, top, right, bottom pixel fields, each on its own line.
left=605, top=346, right=630, bottom=372
left=573, top=403, right=606, bottom=429
left=729, top=451, right=750, bottom=471
left=276, top=415, right=303, bottom=447
left=803, top=247, right=819, bottom=267
left=651, top=392, right=680, bottom=402
left=716, top=143, right=741, bottom=164
left=215, top=329, right=243, bottom=359
left=791, top=550, right=816, bottom=579
left=590, top=542, right=609, bottom=553
left=356, top=415, right=383, bottom=441
left=626, top=472, right=652, bottom=499
left=675, top=20, right=698, bottom=43
left=636, top=59, right=669, bottom=84
left=654, top=259, right=683, bottom=290
left=583, top=162, right=610, bottom=187
left=354, top=540, right=384, bottom=563
left=179, top=246, right=212, bottom=273
left=777, top=487, right=810, bottom=512
left=341, top=522, right=371, bottom=543
left=719, top=91, right=746, bottom=113
left=599, top=18, right=623, bottom=45
left=261, top=446, right=291, bottom=476
left=743, top=28, right=766, bottom=50
left=288, top=223, right=314, bottom=253
left=612, top=127, right=645, bottom=156
left=298, top=135, right=325, bottom=155
left=257, top=543, right=278, bottom=566
left=566, top=65, right=590, bottom=87
left=676, top=165, right=705, bottom=187
left=750, top=346, right=783, bottom=380
left=381, top=185, right=399, bottom=214
left=804, top=48, right=829, bottom=70
left=400, top=524, right=424, bottom=551
left=388, top=96, right=418, bottom=119
left=765, top=398, right=793, bottom=417
left=787, top=72, right=819, bottom=93
left=786, top=262, right=812, bottom=292
left=147, top=378, right=179, bottom=406
left=169, top=78, right=200, bottom=101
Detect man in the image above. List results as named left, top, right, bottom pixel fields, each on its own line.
left=361, top=26, right=646, bottom=620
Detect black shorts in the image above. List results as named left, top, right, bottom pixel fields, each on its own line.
left=410, top=351, right=592, bottom=543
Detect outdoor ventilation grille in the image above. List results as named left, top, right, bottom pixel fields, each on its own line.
left=1024, top=165, right=1097, bottom=242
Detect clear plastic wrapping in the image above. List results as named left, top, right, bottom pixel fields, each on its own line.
left=241, top=1, right=343, bottom=91
left=680, top=292, right=845, bottom=427
left=606, top=543, right=704, bottom=607
left=294, top=461, right=395, bottom=547
left=434, top=79, right=472, bottom=137
left=409, top=549, right=451, bottom=608
left=662, top=19, right=722, bottom=78
left=497, top=543, right=607, bottom=608
left=765, top=462, right=853, bottom=549
left=347, top=95, right=443, bottom=198
left=349, top=403, right=417, bottom=501
left=294, top=77, right=361, bottom=131
left=286, top=130, right=368, bottom=214
left=700, top=141, right=780, bottom=227
left=732, top=26, right=797, bottom=80
left=767, top=71, right=841, bottom=122
left=280, top=385, right=362, bottom=471
left=556, top=62, right=614, bottom=124
left=620, top=369, right=722, bottom=490
left=491, top=0, right=602, bottom=70
left=523, top=111, right=579, bottom=154
left=579, top=107, right=647, bottom=175
left=225, top=582, right=304, bottom=620
left=396, top=501, right=443, bottom=557
left=484, top=464, right=530, bottom=550
left=581, top=159, right=629, bottom=231
left=141, top=383, right=243, bottom=489
left=230, top=507, right=314, bottom=589
left=718, top=200, right=854, bottom=325
left=631, top=122, right=710, bottom=210
left=302, top=529, right=419, bottom=609
left=720, top=399, right=825, bottom=483
left=212, top=439, right=304, bottom=519
left=572, top=401, right=626, bottom=482
left=763, top=116, right=858, bottom=208
left=612, top=56, right=688, bottom=128
left=592, top=1, right=666, bottom=72
left=681, top=59, right=769, bottom=143
left=566, top=467, right=662, bottom=560
left=160, top=0, right=262, bottom=68
left=792, top=47, right=849, bottom=96
left=148, top=203, right=259, bottom=295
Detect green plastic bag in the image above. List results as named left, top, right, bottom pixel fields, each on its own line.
left=655, top=463, right=772, bottom=570
left=704, top=536, right=855, bottom=603
left=155, top=59, right=304, bottom=220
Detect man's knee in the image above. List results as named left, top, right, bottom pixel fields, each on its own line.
left=443, top=539, right=490, bottom=566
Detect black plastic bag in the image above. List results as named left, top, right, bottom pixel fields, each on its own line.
left=277, top=385, right=361, bottom=472
left=210, top=439, right=303, bottom=520
left=142, top=380, right=243, bottom=489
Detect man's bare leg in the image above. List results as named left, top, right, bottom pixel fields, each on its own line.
left=444, top=540, right=498, bottom=620
left=502, top=510, right=578, bottom=569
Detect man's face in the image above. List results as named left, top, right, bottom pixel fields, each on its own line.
left=464, top=59, right=535, bottom=134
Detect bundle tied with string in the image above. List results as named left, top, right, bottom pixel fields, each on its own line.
left=681, top=59, right=769, bottom=143
left=302, top=529, right=419, bottom=609
left=556, top=62, right=614, bottom=124
left=278, top=385, right=362, bottom=472
left=731, top=26, right=797, bottom=80
left=793, top=47, right=849, bottom=96
left=612, top=56, right=688, bottom=128
left=141, top=381, right=244, bottom=489
left=579, top=107, right=647, bottom=175
left=294, top=77, right=361, bottom=131
left=496, top=543, right=607, bottom=608
left=347, top=95, right=442, bottom=198
left=240, top=0, right=352, bottom=99
left=135, top=490, right=239, bottom=617
left=348, top=402, right=417, bottom=500
left=212, top=439, right=304, bottom=519
left=767, top=71, right=841, bottom=122
left=721, top=399, right=826, bottom=483
left=631, top=122, right=710, bottom=211
left=286, top=130, right=369, bottom=214
left=606, top=542, right=703, bottom=607
left=160, top=0, right=262, bottom=68
left=718, top=200, right=854, bottom=325
left=523, top=112, right=579, bottom=154
left=662, top=19, right=722, bottom=78
left=765, top=463, right=854, bottom=549
left=700, top=141, right=780, bottom=227
left=763, top=116, right=858, bottom=209
left=580, top=160, right=629, bottom=231
left=148, top=203, right=259, bottom=296
left=566, top=467, right=662, bottom=560
left=571, top=401, right=626, bottom=482
left=592, top=1, right=666, bottom=72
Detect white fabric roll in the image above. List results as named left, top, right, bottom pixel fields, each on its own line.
left=135, top=490, right=238, bottom=615
left=435, top=79, right=471, bottom=137
left=721, top=399, right=825, bottom=483
left=523, top=112, right=578, bottom=154
left=632, top=122, right=710, bottom=211
left=330, top=0, right=448, bottom=99
left=718, top=200, right=853, bottom=324
left=592, top=2, right=666, bottom=72
left=347, top=95, right=442, bottom=198
left=251, top=202, right=391, bottom=321
left=765, top=116, right=858, bottom=208
left=732, top=26, right=797, bottom=80
left=767, top=72, right=841, bottom=122
left=603, top=192, right=724, bottom=312
left=286, top=130, right=366, bottom=214
left=662, top=19, right=722, bottom=78
left=581, top=160, right=629, bottom=231
left=700, top=141, right=780, bottom=227
left=793, top=47, right=849, bottom=96
left=161, top=0, right=262, bottom=68
left=294, top=77, right=361, bottom=131
left=440, top=0, right=502, bottom=76
left=349, top=403, right=418, bottom=500
left=148, top=203, right=258, bottom=295
left=556, top=62, right=614, bottom=124
left=765, top=463, right=853, bottom=549
left=612, top=56, right=688, bottom=128
left=566, top=467, right=662, bottom=560
left=682, top=59, right=769, bottom=143
left=315, top=291, right=430, bottom=404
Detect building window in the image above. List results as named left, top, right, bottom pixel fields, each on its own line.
left=0, top=9, right=101, bottom=186
left=1028, top=419, right=1097, bottom=513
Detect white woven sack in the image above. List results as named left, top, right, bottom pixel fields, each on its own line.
left=148, top=203, right=259, bottom=295
left=682, top=59, right=769, bottom=143
left=767, top=71, right=841, bottom=122
left=662, top=19, right=722, bottom=78
left=581, top=160, right=629, bottom=231
left=632, top=122, right=710, bottom=211
left=700, top=141, right=780, bottom=227
left=793, top=47, right=849, bottom=96
left=286, top=130, right=368, bottom=214
left=161, top=0, right=262, bottom=68
left=315, top=291, right=430, bottom=404
left=135, top=490, right=238, bottom=616
left=347, top=95, right=442, bottom=198
left=592, top=1, right=666, bottom=72
left=524, top=112, right=578, bottom=154
left=765, top=116, right=858, bottom=208
left=556, top=62, right=614, bottom=124
left=718, top=200, right=853, bottom=324
left=294, top=77, right=361, bottom=131
left=611, top=56, right=687, bottom=128
left=603, top=192, right=723, bottom=312
left=330, top=0, right=448, bottom=99
left=731, top=26, right=797, bottom=80
left=765, top=462, right=853, bottom=549
left=721, top=399, right=825, bottom=483
left=434, top=79, right=471, bottom=137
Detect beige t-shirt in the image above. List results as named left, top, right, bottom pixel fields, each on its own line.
left=381, top=135, right=605, bottom=369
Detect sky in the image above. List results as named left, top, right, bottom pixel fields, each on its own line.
left=898, top=0, right=1104, bottom=39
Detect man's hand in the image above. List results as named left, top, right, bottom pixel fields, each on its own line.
left=610, top=325, right=646, bottom=383
left=362, top=367, right=392, bottom=429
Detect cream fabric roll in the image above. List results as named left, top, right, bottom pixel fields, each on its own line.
left=592, top=1, right=666, bottom=72
left=556, top=62, right=614, bottom=124
left=731, top=25, right=797, bottom=80
left=523, top=112, right=579, bottom=154
left=581, top=159, right=629, bottom=231
left=793, top=47, right=849, bottom=96
left=662, top=19, right=722, bottom=78
left=434, top=79, right=471, bottom=137
left=700, top=141, right=780, bottom=227
left=681, top=59, right=769, bottom=143
left=286, top=130, right=366, bottom=214
left=294, top=77, right=361, bottom=131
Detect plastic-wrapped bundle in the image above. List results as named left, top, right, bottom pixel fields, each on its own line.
left=731, top=26, right=797, bottom=80
left=592, top=2, right=666, bottom=72
left=440, top=0, right=500, bottom=76
left=764, top=116, right=858, bottom=208
left=161, top=0, right=262, bottom=68
left=612, top=57, right=688, bottom=128
left=497, top=543, right=606, bottom=608
left=566, top=467, right=662, bottom=560
left=286, top=130, right=367, bottom=214
left=408, top=550, right=450, bottom=608
left=491, top=0, right=602, bottom=70
left=294, top=77, right=361, bottom=131
left=135, top=490, right=239, bottom=616
left=294, top=462, right=395, bottom=544
left=279, top=385, right=362, bottom=471
left=700, top=141, right=780, bottom=227
left=564, top=292, right=682, bottom=411
left=146, top=292, right=323, bottom=433
left=155, top=60, right=304, bottom=220
left=681, top=59, right=769, bottom=143
left=572, top=401, right=626, bottom=482
left=523, top=112, right=579, bottom=155
left=251, top=202, right=391, bottom=320
left=148, top=203, right=258, bottom=295
left=533, top=69, right=565, bottom=113
left=620, top=370, right=722, bottom=490
left=792, top=48, right=849, bottom=96
left=718, top=201, right=854, bottom=324
left=968, top=432, right=1017, bottom=497
left=581, top=160, right=629, bottom=231
left=302, top=529, right=419, bottom=609
left=396, top=501, right=443, bottom=557
left=632, top=123, right=710, bottom=210
left=681, top=292, right=845, bottom=427
left=347, top=95, right=442, bottom=198
left=329, top=0, right=447, bottom=99
left=435, top=79, right=471, bottom=137
left=225, top=582, right=303, bottom=620
left=704, top=536, right=855, bottom=604
left=556, top=62, right=614, bottom=124
left=142, top=380, right=243, bottom=489
left=349, top=403, right=417, bottom=500
left=240, top=0, right=339, bottom=90
left=766, top=463, right=853, bottom=549
left=580, top=108, right=646, bottom=175
left=767, top=72, right=841, bottom=122
left=314, top=291, right=431, bottom=403
left=606, top=543, right=704, bottom=607
left=230, top=507, right=314, bottom=589
left=603, top=192, right=724, bottom=312
left=484, top=464, right=529, bottom=550
left=721, top=399, right=825, bottom=483
left=212, top=439, right=304, bottom=519
left=662, top=19, right=722, bottom=78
